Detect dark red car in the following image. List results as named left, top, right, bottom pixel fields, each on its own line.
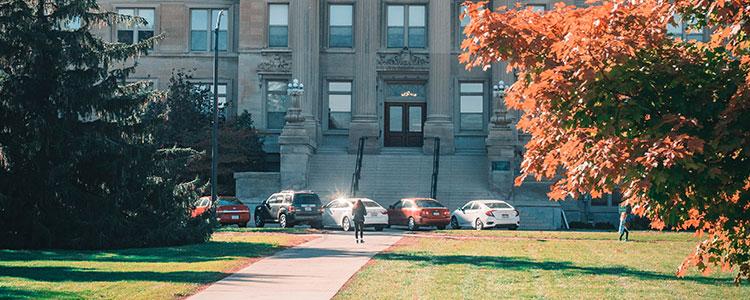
left=387, top=198, right=451, bottom=231
left=192, top=196, right=251, bottom=227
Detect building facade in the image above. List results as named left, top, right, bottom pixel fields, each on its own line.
left=95, top=0, right=704, bottom=228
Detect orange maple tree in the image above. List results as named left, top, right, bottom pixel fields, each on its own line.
left=460, top=0, right=750, bottom=283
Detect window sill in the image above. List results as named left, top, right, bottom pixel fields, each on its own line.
left=262, top=48, right=292, bottom=54
left=322, top=48, right=355, bottom=54
left=324, top=130, right=350, bottom=136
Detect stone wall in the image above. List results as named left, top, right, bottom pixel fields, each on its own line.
left=234, top=171, right=280, bottom=207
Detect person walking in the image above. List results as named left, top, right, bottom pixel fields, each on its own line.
left=618, top=211, right=630, bottom=241
left=352, top=199, right=366, bottom=243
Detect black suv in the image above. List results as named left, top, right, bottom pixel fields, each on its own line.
left=254, top=190, right=323, bottom=229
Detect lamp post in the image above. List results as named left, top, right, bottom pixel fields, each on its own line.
left=491, top=80, right=512, bottom=128
left=210, top=10, right=225, bottom=207
left=285, top=79, right=305, bottom=124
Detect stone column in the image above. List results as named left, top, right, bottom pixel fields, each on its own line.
left=424, top=0, right=455, bottom=154
left=348, top=0, right=380, bottom=154
left=290, top=0, right=321, bottom=149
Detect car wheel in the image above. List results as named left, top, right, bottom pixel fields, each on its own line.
left=450, top=217, right=460, bottom=229
left=342, top=217, right=352, bottom=231
left=407, top=217, right=419, bottom=231
left=254, top=214, right=265, bottom=228
left=374, top=226, right=384, bottom=231
left=279, top=214, right=289, bottom=228
left=475, top=219, right=484, bottom=231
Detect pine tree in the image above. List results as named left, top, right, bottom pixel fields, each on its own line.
left=0, top=0, right=212, bottom=249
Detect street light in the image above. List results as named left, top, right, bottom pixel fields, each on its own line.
left=285, top=79, right=305, bottom=124
left=491, top=80, right=512, bottom=128
left=211, top=10, right=225, bottom=208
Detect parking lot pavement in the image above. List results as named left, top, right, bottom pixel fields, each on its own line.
left=189, top=229, right=404, bottom=300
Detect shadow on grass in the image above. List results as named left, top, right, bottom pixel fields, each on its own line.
left=0, top=241, right=280, bottom=263
left=0, top=286, right=80, bottom=299
left=377, top=252, right=735, bottom=285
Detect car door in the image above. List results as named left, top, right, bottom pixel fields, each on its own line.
left=465, top=202, right=481, bottom=225
left=388, top=200, right=404, bottom=225
left=337, top=201, right=353, bottom=225
left=256, top=195, right=273, bottom=221
left=322, top=201, right=337, bottom=227
left=401, top=200, right=415, bottom=223
left=269, top=195, right=283, bottom=220
left=455, top=202, right=473, bottom=226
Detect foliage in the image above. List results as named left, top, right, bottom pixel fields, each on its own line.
left=146, top=70, right=267, bottom=196
left=460, top=0, right=750, bottom=282
left=0, top=0, right=211, bottom=249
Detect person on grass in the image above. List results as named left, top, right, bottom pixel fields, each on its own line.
left=618, top=211, right=630, bottom=241
left=352, top=199, right=366, bottom=243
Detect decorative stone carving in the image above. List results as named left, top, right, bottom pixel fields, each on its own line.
left=257, top=54, right=291, bottom=74
left=377, top=47, right=429, bottom=70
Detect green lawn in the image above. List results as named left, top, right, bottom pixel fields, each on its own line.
left=335, top=230, right=748, bottom=299
left=0, top=231, right=313, bottom=299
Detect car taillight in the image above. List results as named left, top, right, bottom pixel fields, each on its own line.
left=515, top=209, right=519, bottom=217
left=421, top=210, right=429, bottom=216
left=382, top=210, right=388, bottom=215
left=443, top=210, right=449, bottom=216
left=485, top=210, right=494, bottom=217
left=288, top=205, right=295, bottom=213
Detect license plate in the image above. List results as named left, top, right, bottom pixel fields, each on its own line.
left=305, top=207, right=312, bottom=211
left=231, top=215, right=239, bottom=220
left=502, top=214, right=509, bottom=218
left=432, top=211, right=439, bottom=216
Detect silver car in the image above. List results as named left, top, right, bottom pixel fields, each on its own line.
left=450, top=200, right=520, bottom=230
left=321, top=198, right=389, bottom=231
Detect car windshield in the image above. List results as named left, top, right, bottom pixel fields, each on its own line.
left=363, top=201, right=381, bottom=208
left=485, top=202, right=511, bottom=209
left=293, top=194, right=321, bottom=205
left=218, top=198, right=242, bottom=206
left=415, top=200, right=444, bottom=208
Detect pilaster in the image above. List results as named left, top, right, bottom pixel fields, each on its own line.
left=424, top=0, right=455, bottom=154
left=349, top=0, right=380, bottom=154
left=290, top=0, right=321, bottom=149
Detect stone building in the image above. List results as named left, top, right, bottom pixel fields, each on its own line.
left=93, top=0, right=703, bottom=228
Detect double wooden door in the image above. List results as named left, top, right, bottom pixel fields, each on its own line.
left=384, top=102, right=425, bottom=147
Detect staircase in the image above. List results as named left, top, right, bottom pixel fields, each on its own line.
left=307, top=149, right=494, bottom=211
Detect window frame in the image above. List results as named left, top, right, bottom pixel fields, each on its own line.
left=264, top=78, right=291, bottom=131
left=189, top=8, right=231, bottom=52
left=115, top=7, right=157, bottom=48
left=191, top=81, right=230, bottom=118
left=327, top=3, right=355, bottom=49
left=458, top=81, right=487, bottom=132
left=267, top=3, right=290, bottom=48
left=667, top=13, right=706, bottom=42
left=385, top=3, right=428, bottom=49
left=326, top=80, right=354, bottom=131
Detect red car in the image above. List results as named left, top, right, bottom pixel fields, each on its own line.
left=387, top=198, right=451, bottom=231
left=192, top=196, right=251, bottom=227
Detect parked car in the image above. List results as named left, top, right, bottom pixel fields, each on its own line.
left=254, top=190, right=324, bottom=229
left=451, top=200, right=520, bottom=230
left=387, top=198, right=450, bottom=231
left=322, top=198, right=389, bottom=231
left=191, top=196, right=251, bottom=227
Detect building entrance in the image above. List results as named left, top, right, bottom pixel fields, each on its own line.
left=384, top=102, right=425, bottom=147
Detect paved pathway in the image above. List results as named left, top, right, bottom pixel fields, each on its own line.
left=189, top=230, right=403, bottom=300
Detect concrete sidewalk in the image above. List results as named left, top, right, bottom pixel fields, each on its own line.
left=189, top=230, right=403, bottom=300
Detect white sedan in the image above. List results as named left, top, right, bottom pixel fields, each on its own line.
left=321, top=198, right=389, bottom=231
left=450, top=200, right=520, bottom=230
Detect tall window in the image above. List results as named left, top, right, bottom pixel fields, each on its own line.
left=459, top=83, right=484, bottom=130
left=459, top=5, right=470, bottom=39
left=329, top=4, right=353, bottom=48
left=387, top=5, right=426, bottom=48
left=191, top=9, right=228, bottom=51
left=268, top=4, right=289, bottom=48
left=194, top=83, right=228, bottom=117
left=118, top=8, right=154, bottom=45
left=328, top=82, right=352, bottom=130
left=266, top=80, right=289, bottom=129
left=667, top=14, right=704, bottom=42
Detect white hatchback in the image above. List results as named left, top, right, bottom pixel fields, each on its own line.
left=450, top=200, right=520, bottom=230
left=321, top=198, right=389, bottom=231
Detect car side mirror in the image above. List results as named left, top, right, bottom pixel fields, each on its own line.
left=460, top=208, right=465, bottom=213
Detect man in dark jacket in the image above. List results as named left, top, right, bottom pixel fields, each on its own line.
left=352, top=199, right=366, bottom=243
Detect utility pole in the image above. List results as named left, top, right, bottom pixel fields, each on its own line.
left=211, top=10, right=225, bottom=207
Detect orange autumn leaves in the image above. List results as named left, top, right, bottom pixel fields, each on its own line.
left=459, top=0, right=749, bottom=283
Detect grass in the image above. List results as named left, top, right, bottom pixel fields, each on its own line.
left=0, top=231, right=313, bottom=299
left=335, top=230, right=748, bottom=299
